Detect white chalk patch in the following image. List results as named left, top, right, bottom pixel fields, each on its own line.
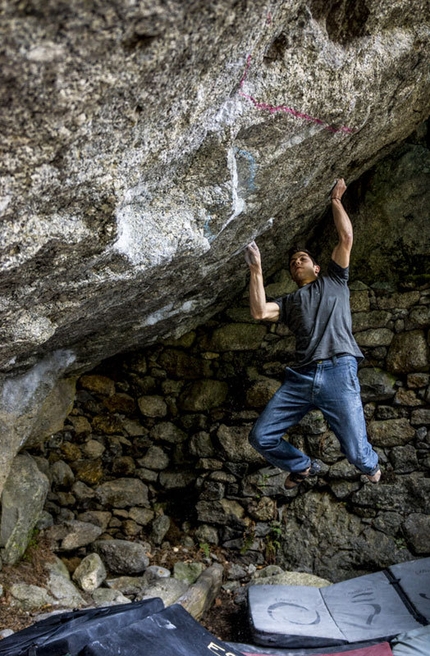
left=138, top=299, right=199, bottom=328
left=0, top=195, right=11, bottom=215
left=212, top=97, right=243, bottom=128
left=113, top=202, right=210, bottom=268
left=1, top=350, right=75, bottom=416
left=27, top=42, right=66, bottom=62
left=213, top=147, right=246, bottom=240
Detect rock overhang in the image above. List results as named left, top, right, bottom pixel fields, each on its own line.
left=0, top=0, right=430, bottom=378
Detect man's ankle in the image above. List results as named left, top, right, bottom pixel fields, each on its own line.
left=366, top=469, right=381, bottom=483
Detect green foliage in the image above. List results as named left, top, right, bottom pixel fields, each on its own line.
left=264, top=522, right=282, bottom=563
left=22, top=528, right=40, bottom=562
left=257, top=472, right=270, bottom=492
left=240, top=525, right=256, bottom=555
left=199, top=542, right=210, bottom=558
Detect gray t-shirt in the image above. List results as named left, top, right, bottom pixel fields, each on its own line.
left=275, top=259, right=363, bottom=366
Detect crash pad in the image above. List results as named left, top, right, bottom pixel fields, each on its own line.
left=248, top=558, right=430, bottom=650
left=231, top=641, right=393, bottom=655
left=248, top=584, right=346, bottom=648
left=320, top=572, right=422, bottom=644
left=248, top=575, right=421, bottom=648
left=0, top=597, right=164, bottom=656
left=82, top=603, right=245, bottom=656
left=391, top=626, right=430, bottom=656
left=387, top=560, right=430, bottom=623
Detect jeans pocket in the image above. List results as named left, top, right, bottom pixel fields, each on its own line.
left=345, top=360, right=361, bottom=394
left=284, top=366, right=293, bottom=380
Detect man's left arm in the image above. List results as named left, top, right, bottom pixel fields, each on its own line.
left=330, top=178, right=353, bottom=268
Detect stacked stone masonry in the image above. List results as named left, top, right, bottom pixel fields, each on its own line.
left=26, top=276, right=430, bottom=584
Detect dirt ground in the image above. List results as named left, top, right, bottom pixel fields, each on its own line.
left=0, top=537, right=57, bottom=633
left=0, top=536, right=249, bottom=643
left=200, top=589, right=253, bottom=644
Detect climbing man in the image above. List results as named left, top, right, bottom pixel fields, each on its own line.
left=244, top=178, right=381, bottom=488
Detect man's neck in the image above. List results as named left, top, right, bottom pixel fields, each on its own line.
left=296, top=275, right=318, bottom=288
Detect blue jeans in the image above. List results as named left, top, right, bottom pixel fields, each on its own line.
left=249, top=356, right=379, bottom=476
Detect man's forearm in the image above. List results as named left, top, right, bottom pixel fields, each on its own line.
left=330, top=179, right=353, bottom=267
left=331, top=197, right=353, bottom=245
left=245, top=240, right=280, bottom=321
left=249, top=269, right=280, bottom=321
left=249, top=269, right=268, bottom=320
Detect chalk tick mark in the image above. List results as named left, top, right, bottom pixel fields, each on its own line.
left=239, top=55, right=355, bottom=135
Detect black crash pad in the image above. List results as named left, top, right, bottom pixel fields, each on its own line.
left=0, top=597, right=164, bottom=656
left=81, top=603, right=245, bottom=656
left=248, top=558, right=430, bottom=650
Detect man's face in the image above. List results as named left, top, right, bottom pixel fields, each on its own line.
left=289, top=251, right=320, bottom=286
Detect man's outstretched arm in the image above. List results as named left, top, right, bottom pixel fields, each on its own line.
left=245, top=241, right=280, bottom=322
left=330, top=178, right=353, bottom=268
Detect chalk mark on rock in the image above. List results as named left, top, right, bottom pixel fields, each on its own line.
left=239, top=55, right=355, bottom=135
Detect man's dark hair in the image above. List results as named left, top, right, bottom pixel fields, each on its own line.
left=288, top=245, right=318, bottom=267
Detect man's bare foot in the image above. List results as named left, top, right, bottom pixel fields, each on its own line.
left=366, top=469, right=381, bottom=483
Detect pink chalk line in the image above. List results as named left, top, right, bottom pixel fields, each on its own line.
left=239, top=55, right=355, bottom=135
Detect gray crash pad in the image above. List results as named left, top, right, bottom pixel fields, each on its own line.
left=391, top=626, right=430, bottom=656
left=230, top=641, right=394, bottom=655
left=248, top=585, right=346, bottom=648
left=387, top=560, right=430, bottom=623
left=248, top=558, right=430, bottom=649
left=320, top=572, right=421, bottom=644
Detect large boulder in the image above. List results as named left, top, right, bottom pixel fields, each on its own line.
left=94, top=539, right=151, bottom=575
left=0, top=0, right=430, bottom=497
left=0, top=353, right=76, bottom=499
left=1, top=1, right=429, bottom=377
left=0, top=453, right=50, bottom=565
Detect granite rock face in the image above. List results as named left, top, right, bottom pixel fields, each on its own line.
left=1, top=0, right=430, bottom=381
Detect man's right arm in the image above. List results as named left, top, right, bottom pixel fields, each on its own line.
left=245, top=241, right=280, bottom=322
left=330, top=178, right=353, bottom=268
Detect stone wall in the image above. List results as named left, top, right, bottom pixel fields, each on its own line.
left=16, top=270, right=430, bottom=583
